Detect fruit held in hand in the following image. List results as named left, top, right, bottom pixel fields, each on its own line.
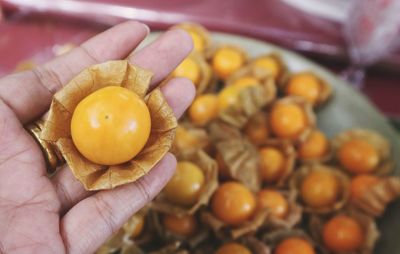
left=71, top=86, right=151, bottom=165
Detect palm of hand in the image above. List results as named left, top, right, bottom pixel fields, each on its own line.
left=0, top=22, right=194, bottom=254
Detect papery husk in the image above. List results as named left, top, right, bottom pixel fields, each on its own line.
left=173, top=22, right=212, bottom=54
left=151, top=210, right=210, bottom=249
left=241, top=236, right=272, bottom=254
left=289, top=164, right=350, bottom=214
left=269, top=96, right=316, bottom=143
left=332, top=129, right=393, bottom=176
left=219, top=77, right=276, bottom=129
left=297, top=129, right=333, bottom=164
left=171, top=123, right=211, bottom=157
left=353, top=176, right=400, bottom=217
left=258, top=139, right=296, bottom=187
left=247, top=53, right=289, bottom=87
left=260, top=189, right=303, bottom=230
left=201, top=208, right=269, bottom=240
left=281, top=71, right=332, bottom=108
left=152, top=150, right=218, bottom=216
left=261, top=228, right=317, bottom=251
left=309, top=209, right=380, bottom=254
left=96, top=207, right=152, bottom=254
left=209, top=120, right=261, bottom=191
left=148, top=241, right=187, bottom=254
left=40, top=60, right=177, bottom=190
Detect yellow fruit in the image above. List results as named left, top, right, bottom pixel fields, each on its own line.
left=163, top=214, right=198, bottom=237
left=71, top=86, right=151, bottom=165
left=189, top=94, right=219, bottom=126
left=172, top=57, right=201, bottom=85
left=270, top=103, right=307, bottom=139
left=164, top=161, right=205, bottom=206
left=338, top=139, right=379, bottom=174
left=301, top=170, right=339, bottom=208
left=211, top=182, right=256, bottom=225
left=253, top=57, right=280, bottom=79
left=286, top=73, right=321, bottom=105
left=212, top=47, right=244, bottom=79
left=259, top=147, right=285, bottom=183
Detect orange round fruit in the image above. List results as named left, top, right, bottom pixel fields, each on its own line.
left=188, top=94, right=219, bottom=126
left=130, top=215, right=145, bottom=239
left=211, top=182, right=256, bottom=225
left=71, top=86, right=151, bottom=165
left=162, top=214, right=198, bottom=237
left=270, top=103, right=307, bottom=139
left=286, top=73, right=321, bottom=105
left=298, top=130, right=329, bottom=160
left=216, top=243, right=252, bottom=254
left=164, top=161, right=205, bottom=206
left=300, top=170, right=339, bottom=208
left=323, top=215, right=364, bottom=252
left=253, top=56, right=280, bottom=79
left=257, top=189, right=288, bottom=219
left=218, top=82, right=258, bottom=110
left=244, top=116, right=269, bottom=144
left=259, top=147, right=285, bottom=183
left=338, top=139, right=379, bottom=174
left=350, top=174, right=380, bottom=201
left=212, top=47, right=244, bottom=79
left=275, top=237, right=315, bottom=254
left=172, top=57, right=201, bottom=85
left=231, top=76, right=259, bottom=87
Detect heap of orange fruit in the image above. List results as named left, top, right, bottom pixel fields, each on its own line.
left=97, top=23, right=399, bottom=254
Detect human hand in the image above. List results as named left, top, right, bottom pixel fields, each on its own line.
left=0, top=21, right=195, bottom=254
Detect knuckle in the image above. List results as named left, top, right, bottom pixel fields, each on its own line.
left=32, top=66, right=63, bottom=95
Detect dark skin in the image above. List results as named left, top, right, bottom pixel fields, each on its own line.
left=0, top=21, right=195, bottom=254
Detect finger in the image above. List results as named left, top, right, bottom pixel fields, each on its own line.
left=52, top=77, right=195, bottom=214
left=60, top=153, right=176, bottom=254
left=129, top=28, right=193, bottom=86
left=0, top=21, right=149, bottom=123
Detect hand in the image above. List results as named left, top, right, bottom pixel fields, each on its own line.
left=0, top=21, right=195, bottom=254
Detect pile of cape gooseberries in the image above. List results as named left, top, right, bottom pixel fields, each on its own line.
left=97, top=23, right=399, bottom=254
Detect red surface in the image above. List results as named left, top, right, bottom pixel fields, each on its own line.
left=0, top=0, right=399, bottom=116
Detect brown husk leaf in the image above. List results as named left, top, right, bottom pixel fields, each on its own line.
left=309, top=209, right=380, bottom=254
left=201, top=208, right=269, bottom=240
left=353, top=176, right=400, bottom=217
left=260, top=189, right=303, bottom=230
left=41, top=60, right=177, bottom=190
left=219, top=77, right=276, bottom=128
left=209, top=120, right=261, bottom=191
left=281, top=71, right=332, bottom=108
left=96, top=208, right=151, bottom=254
left=269, top=96, right=316, bottom=143
left=241, top=236, right=272, bottom=254
left=171, top=123, right=211, bottom=157
left=152, top=150, right=218, bottom=215
left=332, top=129, right=394, bottom=176
left=258, top=139, right=296, bottom=187
left=289, top=164, right=350, bottom=214
left=247, top=53, right=289, bottom=87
